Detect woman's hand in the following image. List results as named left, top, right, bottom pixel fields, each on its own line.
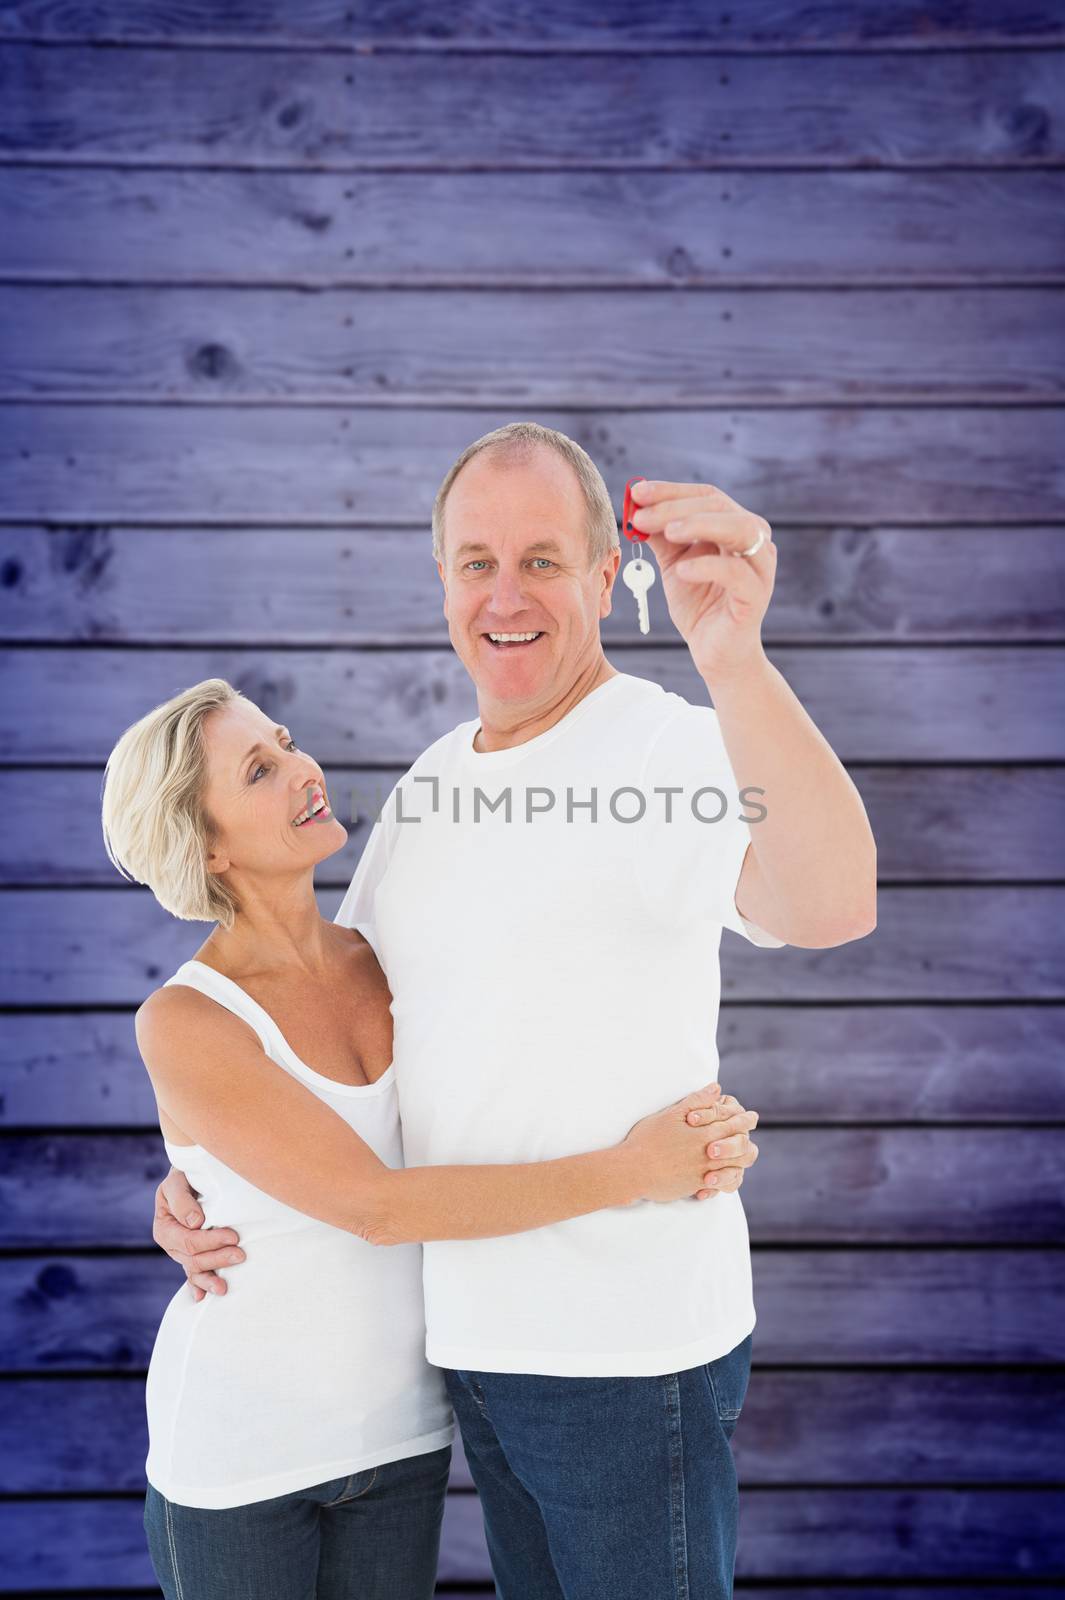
left=622, top=1085, right=760, bottom=1203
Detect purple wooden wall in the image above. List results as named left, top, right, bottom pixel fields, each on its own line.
left=2, top=1, right=1064, bottom=1593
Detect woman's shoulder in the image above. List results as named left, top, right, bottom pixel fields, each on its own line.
left=332, top=924, right=388, bottom=982
left=331, top=921, right=374, bottom=956
left=136, top=977, right=203, bottom=1028
left=135, top=974, right=254, bottom=1063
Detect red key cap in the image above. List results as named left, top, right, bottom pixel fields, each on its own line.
left=622, top=476, right=650, bottom=543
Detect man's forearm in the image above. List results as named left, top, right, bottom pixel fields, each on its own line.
left=707, top=650, right=877, bottom=945
left=358, top=1146, right=644, bottom=1246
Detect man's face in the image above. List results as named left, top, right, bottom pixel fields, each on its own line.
left=436, top=448, right=621, bottom=712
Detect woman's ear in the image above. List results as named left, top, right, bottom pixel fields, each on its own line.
left=204, top=822, right=229, bottom=875
left=201, top=805, right=228, bottom=875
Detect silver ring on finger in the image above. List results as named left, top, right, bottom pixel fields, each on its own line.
left=739, top=525, right=769, bottom=559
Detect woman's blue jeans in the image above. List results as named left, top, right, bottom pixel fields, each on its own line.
left=443, top=1330, right=754, bottom=1600
left=143, top=1443, right=451, bottom=1600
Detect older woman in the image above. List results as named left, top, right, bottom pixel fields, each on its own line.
left=101, top=677, right=757, bottom=1600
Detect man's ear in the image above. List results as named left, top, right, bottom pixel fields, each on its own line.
left=599, top=548, right=622, bottom=619
left=436, top=559, right=449, bottom=622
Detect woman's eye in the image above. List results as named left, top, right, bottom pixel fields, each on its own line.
left=252, top=737, right=298, bottom=780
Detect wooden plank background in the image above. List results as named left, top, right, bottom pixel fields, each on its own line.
left=1, top=0, right=1064, bottom=1592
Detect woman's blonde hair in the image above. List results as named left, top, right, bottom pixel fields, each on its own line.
left=431, top=420, right=620, bottom=566
left=101, top=678, right=247, bottom=929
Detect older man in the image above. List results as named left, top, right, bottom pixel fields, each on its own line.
left=156, top=422, right=876, bottom=1597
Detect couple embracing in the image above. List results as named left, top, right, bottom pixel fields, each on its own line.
left=101, top=421, right=875, bottom=1599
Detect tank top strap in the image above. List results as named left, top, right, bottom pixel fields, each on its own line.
left=163, top=960, right=275, bottom=1057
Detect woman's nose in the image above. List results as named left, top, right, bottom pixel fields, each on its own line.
left=288, top=760, right=323, bottom=792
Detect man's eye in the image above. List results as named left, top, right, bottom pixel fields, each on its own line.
left=285, top=739, right=298, bottom=751
left=466, top=560, right=489, bottom=572
left=531, top=558, right=554, bottom=569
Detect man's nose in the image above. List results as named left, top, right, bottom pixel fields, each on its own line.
left=486, top=565, right=532, bottom=616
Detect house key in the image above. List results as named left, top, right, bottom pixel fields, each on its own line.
left=622, top=553, right=655, bottom=635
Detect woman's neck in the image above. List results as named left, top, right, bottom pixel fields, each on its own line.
left=199, top=873, right=339, bottom=981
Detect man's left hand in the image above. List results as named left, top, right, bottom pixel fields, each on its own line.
left=628, top=478, right=776, bottom=684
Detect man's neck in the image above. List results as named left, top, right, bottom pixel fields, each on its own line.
left=473, top=657, right=618, bottom=753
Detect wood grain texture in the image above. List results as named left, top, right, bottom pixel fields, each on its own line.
left=4, top=526, right=1065, bottom=645
left=681, top=1593, right=1065, bottom=1600
left=4, top=405, right=1063, bottom=525
left=3, top=1127, right=1062, bottom=1246
left=5, top=1369, right=1064, bottom=1493
left=4, top=766, right=1063, bottom=887
left=4, top=285, right=1065, bottom=403
left=2, top=884, right=1063, bottom=1003
left=3, top=0, right=1065, bottom=49
left=4, top=1006, right=1064, bottom=1128
left=4, top=647, right=1065, bottom=763
left=3, top=10, right=1062, bottom=1591
left=5, top=168, right=1063, bottom=285
left=3, top=45, right=1064, bottom=168
left=0, top=1492, right=490, bottom=1589
left=3, top=1251, right=1061, bottom=1372
left=1, top=1488, right=1061, bottom=1587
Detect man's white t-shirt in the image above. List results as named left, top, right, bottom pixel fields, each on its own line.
left=335, top=670, right=786, bottom=1377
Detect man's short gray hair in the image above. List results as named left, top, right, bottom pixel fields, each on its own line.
left=431, top=421, right=620, bottom=567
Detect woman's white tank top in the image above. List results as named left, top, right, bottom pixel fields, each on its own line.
left=143, top=959, right=454, bottom=1509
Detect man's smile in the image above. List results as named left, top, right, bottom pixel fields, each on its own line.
left=482, top=631, right=545, bottom=649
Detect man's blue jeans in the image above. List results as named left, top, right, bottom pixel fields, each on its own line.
left=143, top=1443, right=451, bottom=1599
left=443, top=1329, right=754, bottom=1600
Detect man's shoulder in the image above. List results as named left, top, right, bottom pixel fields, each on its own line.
left=402, top=718, right=477, bottom=778
left=612, top=676, right=718, bottom=746
left=367, top=720, right=475, bottom=805
left=628, top=688, right=730, bottom=784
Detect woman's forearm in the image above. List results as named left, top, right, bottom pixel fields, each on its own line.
left=357, top=1146, right=644, bottom=1246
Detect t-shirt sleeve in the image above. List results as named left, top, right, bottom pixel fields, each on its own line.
left=333, top=778, right=401, bottom=960
left=635, top=700, right=787, bottom=948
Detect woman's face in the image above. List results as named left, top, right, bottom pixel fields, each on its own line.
left=199, top=699, right=346, bottom=885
